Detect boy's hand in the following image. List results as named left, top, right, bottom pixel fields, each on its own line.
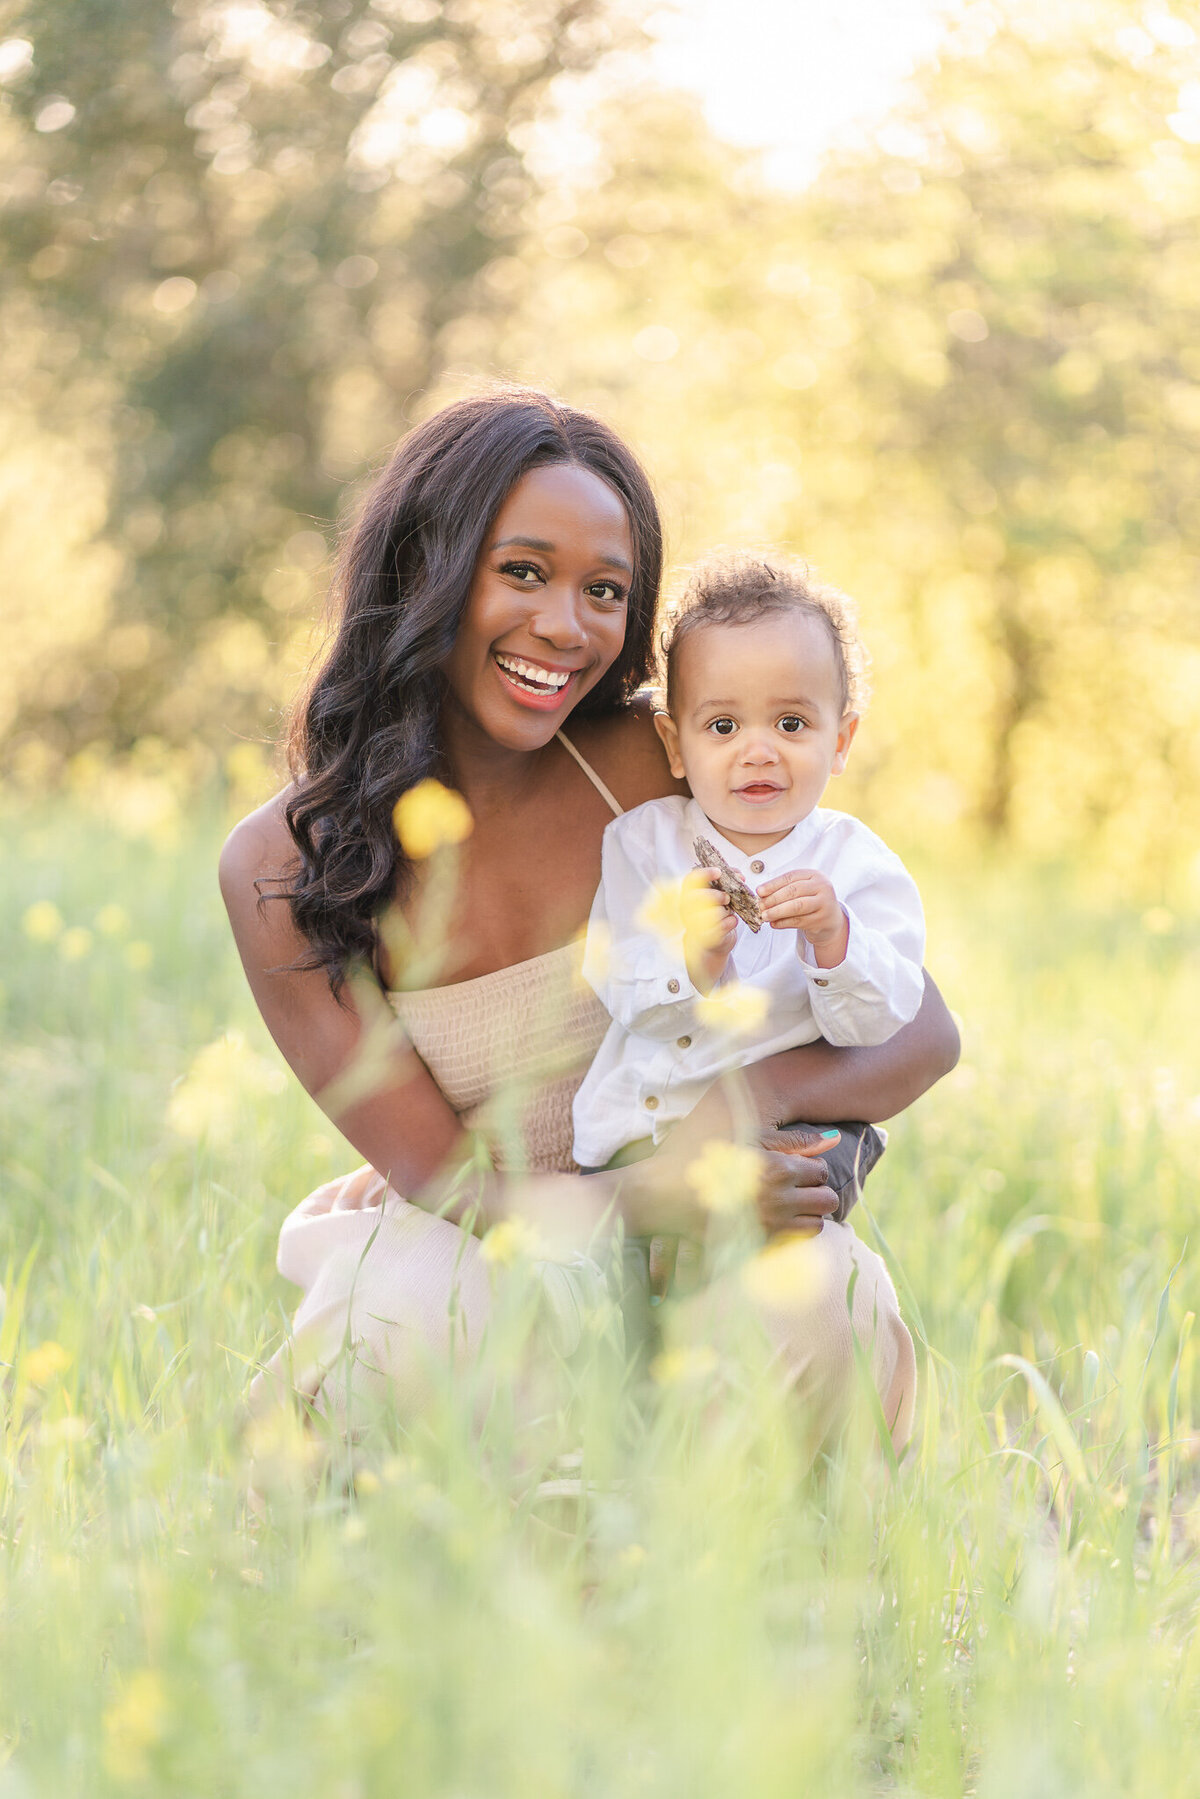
left=756, top=869, right=849, bottom=968
left=681, top=868, right=738, bottom=992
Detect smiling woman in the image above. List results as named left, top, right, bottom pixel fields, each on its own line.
left=220, top=385, right=958, bottom=1454
left=442, top=462, right=635, bottom=738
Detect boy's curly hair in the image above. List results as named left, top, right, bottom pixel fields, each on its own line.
left=660, top=551, right=869, bottom=716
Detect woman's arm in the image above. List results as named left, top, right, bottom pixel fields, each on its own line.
left=744, top=972, right=960, bottom=1130
left=220, top=798, right=626, bottom=1246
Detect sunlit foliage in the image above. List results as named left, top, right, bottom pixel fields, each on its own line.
left=2, top=0, right=1197, bottom=878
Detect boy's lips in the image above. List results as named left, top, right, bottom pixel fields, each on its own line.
left=735, top=782, right=785, bottom=803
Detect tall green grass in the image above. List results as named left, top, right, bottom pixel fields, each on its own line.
left=2, top=802, right=1198, bottom=1797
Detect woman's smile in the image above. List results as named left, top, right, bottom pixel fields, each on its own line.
left=491, top=649, right=583, bottom=709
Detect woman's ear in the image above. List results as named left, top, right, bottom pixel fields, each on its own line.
left=830, top=711, right=860, bottom=777
left=653, top=708, right=686, bottom=780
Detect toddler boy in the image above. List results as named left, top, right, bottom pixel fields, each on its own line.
left=571, top=552, right=925, bottom=1220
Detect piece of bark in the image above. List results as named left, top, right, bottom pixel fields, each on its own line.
left=692, top=836, right=763, bottom=932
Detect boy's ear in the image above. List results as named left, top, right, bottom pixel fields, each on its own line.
left=830, top=711, right=859, bottom=777
left=653, top=709, right=686, bottom=780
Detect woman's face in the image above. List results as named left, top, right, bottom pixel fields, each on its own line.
left=443, top=462, right=634, bottom=752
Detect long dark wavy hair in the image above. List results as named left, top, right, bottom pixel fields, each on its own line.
left=282, top=387, right=664, bottom=992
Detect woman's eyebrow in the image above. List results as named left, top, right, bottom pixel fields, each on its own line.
left=491, top=534, right=555, bottom=553
left=490, top=533, right=633, bottom=574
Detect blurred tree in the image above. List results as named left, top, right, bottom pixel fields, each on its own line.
left=0, top=0, right=634, bottom=756
left=3, top=0, right=1198, bottom=884
left=472, top=0, right=1200, bottom=875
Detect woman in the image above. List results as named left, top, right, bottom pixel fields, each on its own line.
left=222, top=387, right=957, bottom=1449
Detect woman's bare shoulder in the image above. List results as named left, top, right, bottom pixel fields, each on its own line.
left=568, top=696, right=689, bottom=810
left=218, top=787, right=297, bottom=913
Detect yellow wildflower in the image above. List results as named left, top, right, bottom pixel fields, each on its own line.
left=393, top=778, right=473, bottom=859
left=636, top=875, right=724, bottom=953
left=577, top=919, right=611, bottom=986
left=685, top=1139, right=761, bottom=1214
left=695, top=980, right=770, bottom=1037
left=167, top=1030, right=287, bottom=1143
left=102, top=1669, right=168, bottom=1779
left=94, top=904, right=130, bottom=936
left=24, top=1340, right=72, bottom=1385
left=1142, top=907, right=1175, bottom=935
left=22, top=900, right=63, bottom=943
left=651, top=1344, right=719, bottom=1386
left=480, top=1217, right=545, bottom=1265
left=741, top=1236, right=830, bottom=1311
left=125, top=940, right=154, bottom=971
left=59, top=926, right=93, bottom=962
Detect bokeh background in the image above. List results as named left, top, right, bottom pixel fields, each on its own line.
left=4, top=6, right=1200, bottom=1795
left=4, top=0, right=1199, bottom=896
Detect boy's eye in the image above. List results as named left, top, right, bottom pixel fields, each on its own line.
left=708, top=717, right=737, bottom=737
left=777, top=715, right=806, bottom=734
left=500, top=561, right=544, bottom=585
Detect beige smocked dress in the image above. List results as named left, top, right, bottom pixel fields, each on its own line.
left=255, top=736, right=916, bottom=1453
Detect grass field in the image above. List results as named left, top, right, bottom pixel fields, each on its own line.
left=2, top=800, right=1199, bottom=1797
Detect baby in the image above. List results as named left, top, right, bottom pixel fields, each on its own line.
left=571, top=552, right=926, bottom=1218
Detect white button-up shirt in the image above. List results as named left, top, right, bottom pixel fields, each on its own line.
left=571, top=796, right=925, bottom=1169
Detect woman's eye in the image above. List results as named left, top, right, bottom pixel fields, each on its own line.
left=777, top=715, right=806, bottom=734
left=500, top=561, right=544, bottom=585
left=587, top=580, right=627, bottom=607
left=708, top=717, right=737, bottom=737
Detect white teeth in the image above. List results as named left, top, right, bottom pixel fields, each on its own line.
left=494, top=653, right=572, bottom=691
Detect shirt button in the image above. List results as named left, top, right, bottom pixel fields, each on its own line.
left=750, top=859, right=764, bottom=874
left=676, top=1035, right=691, bottom=1049
left=813, top=977, right=829, bottom=987
left=644, top=1095, right=659, bottom=1110
left=666, top=978, right=680, bottom=994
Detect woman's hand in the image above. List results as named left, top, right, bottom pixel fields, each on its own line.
left=754, top=1126, right=842, bottom=1236
left=617, top=1076, right=840, bottom=1240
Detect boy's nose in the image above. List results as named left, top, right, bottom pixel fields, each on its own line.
left=740, top=735, right=780, bottom=765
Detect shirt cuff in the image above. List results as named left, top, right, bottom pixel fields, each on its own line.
left=797, top=907, right=868, bottom=992
left=628, top=948, right=697, bottom=1006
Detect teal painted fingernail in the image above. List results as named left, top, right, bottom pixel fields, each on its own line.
left=820, top=1129, right=840, bottom=1139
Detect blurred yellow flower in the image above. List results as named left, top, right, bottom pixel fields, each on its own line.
left=577, top=919, right=611, bottom=985
left=94, top=903, right=130, bottom=936
left=393, top=778, right=473, bottom=859
left=102, top=1669, right=168, bottom=1780
left=167, top=1030, right=287, bottom=1143
left=741, top=1236, right=829, bottom=1311
left=244, top=1407, right=322, bottom=1495
left=37, top=1415, right=89, bottom=1446
left=125, top=940, right=154, bottom=971
left=685, top=1140, right=761, bottom=1214
left=636, top=876, right=722, bottom=952
left=695, top=981, right=770, bottom=1037
left=59, top=926, right=93, bottom=961
left=22, top=900, right=63, bottom=943
left=1143, top=907, right=1175, bottom=935
left=24, top=1340, right=73, bottom=1385
left=480, top=1217, right=545, bottom=1265
left=651, top=1344, right=719, bottom=1386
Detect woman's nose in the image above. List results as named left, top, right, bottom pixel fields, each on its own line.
left=529, top=585, right=587, bottom=649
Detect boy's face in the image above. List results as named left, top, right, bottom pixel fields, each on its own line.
left=654, top=612, right=859, bottom=853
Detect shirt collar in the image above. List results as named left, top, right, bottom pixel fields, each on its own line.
left=683, top=798, right=822, bottom=880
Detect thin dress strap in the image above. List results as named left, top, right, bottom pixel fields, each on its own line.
left=555, top=729, right=624, bottom=817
